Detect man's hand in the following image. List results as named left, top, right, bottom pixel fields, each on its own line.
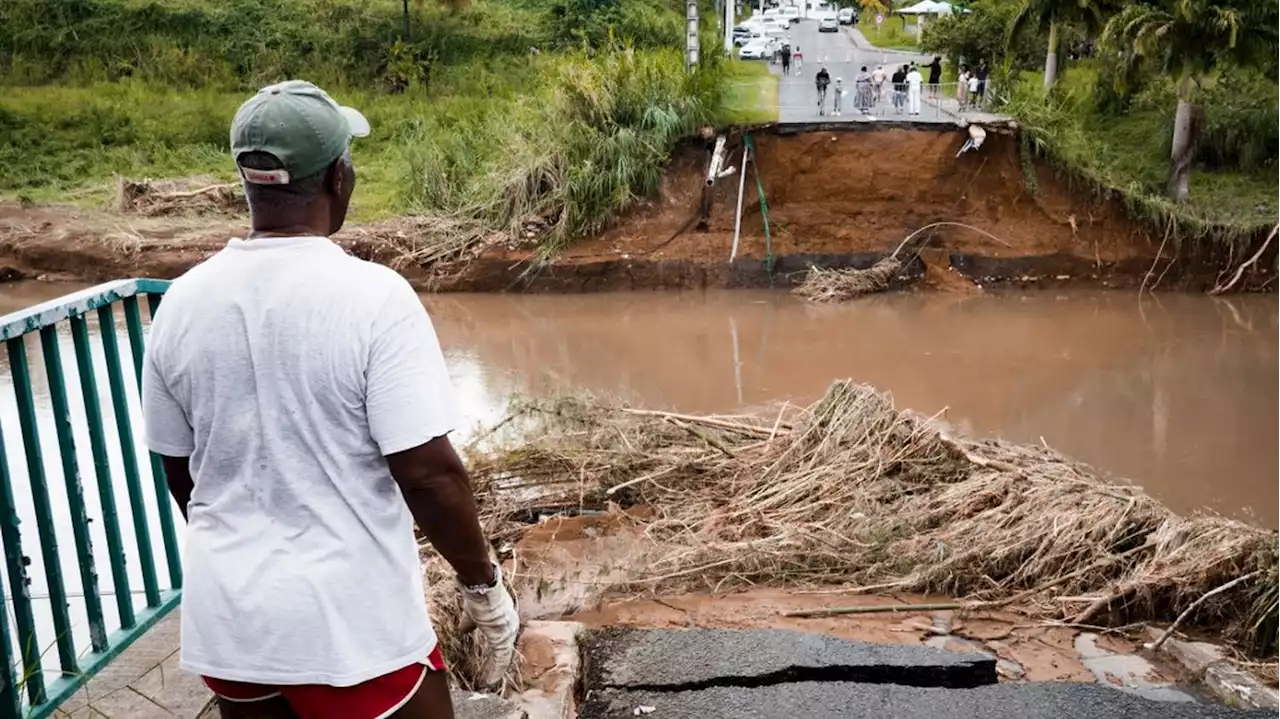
left=458, top=563, right=520, bottom=687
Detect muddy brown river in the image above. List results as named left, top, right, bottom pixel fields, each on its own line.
left=0, top=282, right=1274, bottom=668
left=0, top=283, right=1275, bottom=531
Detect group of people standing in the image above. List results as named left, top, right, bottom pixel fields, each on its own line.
left=812, top=55, right=989, bottom=117
left=956, top=61, right=989, bottom=110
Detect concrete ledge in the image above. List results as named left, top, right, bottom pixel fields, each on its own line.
left=1145, top=628, right=1279, bottom=710
left=452, top=689, right=526, bottom=719
left=583, top=627, right=996, bottom=691
left=516, top=621, right=584, bottom=719
left=580, top=681, right=1276, bottom=719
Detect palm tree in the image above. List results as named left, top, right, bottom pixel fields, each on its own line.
left=1101, top=0, right=1278, bottom=202
left=1007, top=0, right=1108, bottom=88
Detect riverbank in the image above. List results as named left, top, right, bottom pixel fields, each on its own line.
left=427, top=379, right=1278, bottom=701
left=1, top=127, right=1272, bottom=293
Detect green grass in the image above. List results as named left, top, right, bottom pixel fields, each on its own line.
left=1003, top=65, right=1278, bottom=235
left=857, top=12, right=920, bottom=50
left=0, top=0, right=725, bottom=239
left=716, top=60, right=779, bottom=124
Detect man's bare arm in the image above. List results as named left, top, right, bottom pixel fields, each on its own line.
left=386, top=435, right=494, bottom=587
left=159, top=455, right=194, bottom=522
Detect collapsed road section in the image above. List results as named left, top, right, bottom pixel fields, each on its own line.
left=576, top=628, right=1275, bottom=719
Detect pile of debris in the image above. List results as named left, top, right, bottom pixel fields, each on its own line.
left=441, top=380, right=1276, bottom=680
left=115, top=178, right=245, bottom=217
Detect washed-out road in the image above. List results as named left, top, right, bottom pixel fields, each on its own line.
left=771, top=21, right=952, bottom=124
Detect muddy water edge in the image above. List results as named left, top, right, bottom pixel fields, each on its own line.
left=0, top=282, right=1274, bottom=529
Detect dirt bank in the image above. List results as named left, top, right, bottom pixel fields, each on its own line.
left=1, top=127, right=1272, bottom=292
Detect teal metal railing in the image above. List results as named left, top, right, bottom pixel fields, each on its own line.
left=0, top=279, right=179, bottom=719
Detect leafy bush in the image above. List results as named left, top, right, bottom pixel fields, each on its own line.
left=401, top=46, right=715, bottom=247
left=919, top=0, right=1042, bottom=72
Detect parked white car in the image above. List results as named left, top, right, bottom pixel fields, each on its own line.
left=781, top=6, right=802, bottom=23
left=738, top=38, right=779, bottom=60
left=837, top=7, right=857, bottom=24
left=818, top=16, right=839, bottom=31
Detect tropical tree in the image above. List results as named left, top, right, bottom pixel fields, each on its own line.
left=1101, top=0, right=1278, bottom=202
left=1007, top=0, right=1109, bottom=88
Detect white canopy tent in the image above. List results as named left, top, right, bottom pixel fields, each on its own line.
left=896, top=0, right=957, bottom=15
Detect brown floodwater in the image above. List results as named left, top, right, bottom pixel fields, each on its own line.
left=421, top=290, right=1278, bottom=528
left=0, top=283, right=1275, bottom=530
left=1, top=281, right=1271, bottom=686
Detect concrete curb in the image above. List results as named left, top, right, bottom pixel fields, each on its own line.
left=516, top=621, right=584, bottom=719
left=1145, top=628, right=1279, bottom=710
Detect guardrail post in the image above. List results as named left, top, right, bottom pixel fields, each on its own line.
left=98, top=304, right=162, bottom=608
left=6, top=337, right=78, bottom=677
left=40, top=325, right=109, bottom=652
left=124, top=295, right=182, bottom=589
left=70, top=314, right=136, bottom=630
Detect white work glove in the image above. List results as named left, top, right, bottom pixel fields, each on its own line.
left=457, top=563, right=520, bottom=688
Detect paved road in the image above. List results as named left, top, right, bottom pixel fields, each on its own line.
left=774, top=22, right=954, bottom=124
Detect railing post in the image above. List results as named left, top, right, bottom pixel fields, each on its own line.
left=0, top=417, right=44, bottom=707
left=6, top=337, right=78, bottom=677
left=0, top=571, right=21, bottom=719
left=97, top=304, right=162, bottom=609
left=123, top=295, right=182, bottom=589
left=39, top=325, right=109, bottom=652
left=70, top=314, right=136, bottom=630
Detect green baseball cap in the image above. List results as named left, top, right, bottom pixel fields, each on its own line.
left=230, top=80, right=371, bottom=185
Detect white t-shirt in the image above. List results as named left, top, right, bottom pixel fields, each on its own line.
left=142, top=235, right=455, bottom=686
left=907, top=70, right=923, bottom=89
left=968, top=75, right=980, bottom=92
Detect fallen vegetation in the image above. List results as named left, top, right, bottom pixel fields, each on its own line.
left=428, top=380, right=1276, bottom=685
left=115, top=178, right=243, bottom=217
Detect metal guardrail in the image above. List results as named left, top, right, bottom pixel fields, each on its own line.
left=0, top=279, right=179, bottom=719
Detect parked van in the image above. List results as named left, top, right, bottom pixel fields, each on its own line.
left=781, top=5, right=802, bottom=22
left=838, top=7, right=856, bottom=24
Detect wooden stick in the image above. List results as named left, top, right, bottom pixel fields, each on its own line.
left=1070, top=585, right=1135, bottom=625
left=1146, top=571, right=1261, bottom=652
left=784, top=540, right=1156, bottom=619
left=785, top=601, right=966, bottom=618
left=1210, top=225, right=1277, bottom=295
left=620, top=408, right=783, bottom=437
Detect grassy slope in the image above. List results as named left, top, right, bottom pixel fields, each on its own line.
left=857, top=12, right=920, bottom=50
left=1007, top=65, right=1278, bottom=232
left=718, top=60, right=779, bottom=124
left=0, top=0, right=721, bottom=239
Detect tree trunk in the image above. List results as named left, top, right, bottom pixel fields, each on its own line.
left=402, top=0, right=411, bottom=40
left=1167, top=75, right=1200, bottom=203
left=1043, top=21, right=1058, bottom=88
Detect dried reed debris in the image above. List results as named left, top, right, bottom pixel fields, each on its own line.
left=116, top=178, right=244, bottom=216
left=465, top=381, right=1278, bottom=658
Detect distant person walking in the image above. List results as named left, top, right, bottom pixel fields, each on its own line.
left=780, top=44, right=792, bottom=76
left=957, top=65, right=970, bottom=109
left=870, top=64, right=887, bottom=105
left=890, top=64, right=907, bottom=114
left=832, top=77, right=844, bottom=116
left=815, top=66, right=831, bottom=116
left=855, top=67, right=874, bottom=114
left=925, top=56, right=942, bottom=98
left=906, top=63, right=923, bottom=115
left=976, top=60, right=989, bottom=106
left=792, top=45, right=804, bottom=73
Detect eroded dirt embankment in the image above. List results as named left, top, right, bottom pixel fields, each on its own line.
left=0, top=128, right=1271, bottom=291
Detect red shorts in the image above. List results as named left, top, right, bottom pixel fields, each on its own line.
left=203, top=646, right=446, bottom=719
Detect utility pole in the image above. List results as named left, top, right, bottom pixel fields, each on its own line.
left=723, top=0, right=734, bottom=53
left=686, top=0, right=700, bottom=71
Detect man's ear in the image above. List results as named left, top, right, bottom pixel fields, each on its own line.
left=327, top=156, right=346, bottom=198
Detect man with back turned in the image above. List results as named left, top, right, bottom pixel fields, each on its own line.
left=142, top=80, right=519, bottom=719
